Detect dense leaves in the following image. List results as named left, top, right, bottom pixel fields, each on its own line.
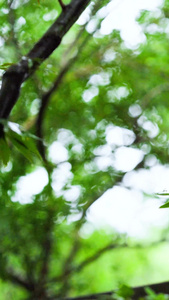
left=1, top=0, right=169, bottom=299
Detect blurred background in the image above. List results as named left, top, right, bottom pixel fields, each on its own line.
left=1, top=0, right=169, bottom=298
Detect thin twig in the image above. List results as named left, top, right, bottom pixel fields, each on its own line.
left=36, top=30, right=91, bottom=159
left=58, top=0, right=67, bottom=10
left=39, top=208, right=54, bottom=289
left=7, top=0, right=21, bottom=58
left=50, top=239, right=127, bottom=283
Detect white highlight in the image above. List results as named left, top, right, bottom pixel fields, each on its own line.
left=12, top=168, right=48, bottom=204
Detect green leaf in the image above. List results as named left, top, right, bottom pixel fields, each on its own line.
left=116, top=285, right=134, bottom=298
left=0, top=138, right=10, bottom=166
left=0, top=62, right=14, bottom=70
left=145, top=287, right=156, bottom=296
left=6, top=129, right=42, bottom=163
left=145, top=287, right=167, bottom=299
left=159, top=200, right=169, bottom=208
left=156, top=192, right=169, bottom=196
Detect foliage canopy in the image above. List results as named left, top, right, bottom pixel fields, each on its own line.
left=1, top=0, right=169, bottom=299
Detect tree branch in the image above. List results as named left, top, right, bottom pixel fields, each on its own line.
left=50, top=240, right=127, bottom=283
left=59, top=281, right=169, bottom=300
left=36, top=0, right=105, bottom=158
left=36, top=33, right=90, bottom=159
left=58, top=0, right=67, bottom=10
left=50, top=239, right=167, bottom=292
left=7, top=0, right=21, bottom=58
left=0, top=0, right=91, bottom=131
left=39, top=208, right=54, bottom=290
left=5, top=268, right=34, bottom=291
left=36, top=60, right=74, bottom=159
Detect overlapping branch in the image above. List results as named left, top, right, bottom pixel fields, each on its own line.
left=0, top=0, right=91, bottom=129
left=36, top=0, right=107, bottom=159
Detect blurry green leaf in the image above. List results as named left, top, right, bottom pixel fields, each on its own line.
left=0, top=118, right=9, bottom=126
left=145, top=287, right=156, bottom=297
left=0, top=138, right=10, bottom=166
left=0, top=119, right=42, bottom=141
left=6, top=129, right=42, bottom=162
left=145, top=287, right=167, bottom=299
left=156, top=192, right=169, bottom=196
left=159, top=200, right=169, bottom=208
left=0, top=63, right=14, bottom=70
left=116, top=285, right=134, bottom=298
left=0, top=119, right=42, bottom=162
